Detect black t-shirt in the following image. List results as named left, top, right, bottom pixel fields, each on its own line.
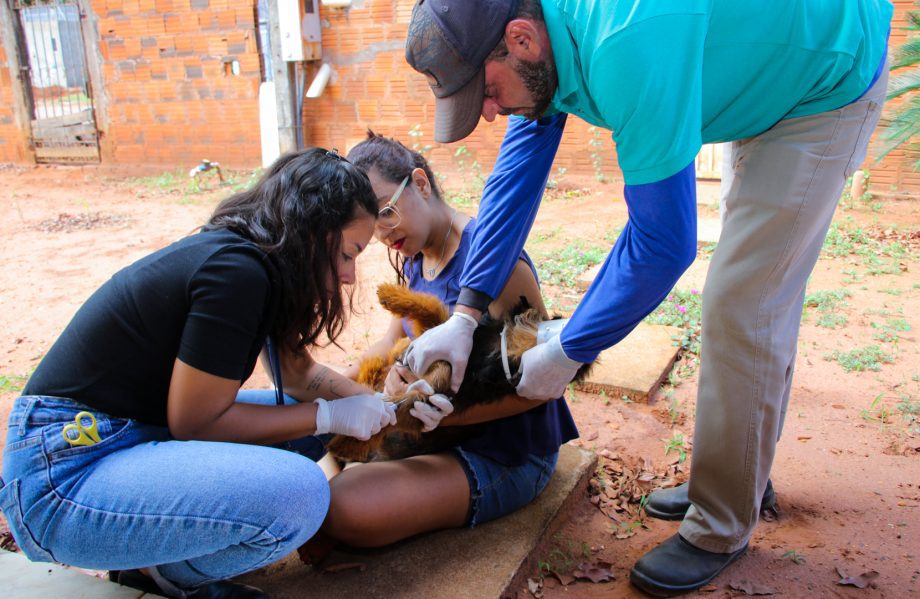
left=24, top=229, right=280, bottom=426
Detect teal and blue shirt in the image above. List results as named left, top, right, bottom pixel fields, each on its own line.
left=460, top=0, right=892, bottom=363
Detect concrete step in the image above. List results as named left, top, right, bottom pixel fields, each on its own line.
left=1, top=446, right=596, bottom=599
left=574, top=321, right=682, bottom=403
left=239, top=443, right=597, bottom=598
left=0, top=550, right=162, bottom=598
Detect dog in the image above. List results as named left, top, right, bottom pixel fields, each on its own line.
left=326, top=284, right=593, bottom=462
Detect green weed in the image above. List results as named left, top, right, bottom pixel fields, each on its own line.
left=825, top=345, right=895, bottom=372
left=532, top=242, right=607, bottom=288
left=664, top=432, right=688, bottom=463
left=536, top=534, right=592, bottom=579
left=783, top=549, right=807, bottom=565
left=645, top=288, right=703, bottom=355
left=803, top=289, right=851, bottom=329
left=0, top=373, right=28, bottom=393
left=860, top=393, right=892, bottom=423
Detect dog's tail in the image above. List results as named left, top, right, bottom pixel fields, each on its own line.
left=377, top=283, right=450, bottom=338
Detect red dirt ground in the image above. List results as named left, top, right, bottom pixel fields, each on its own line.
left=0, top=164, right=917, bottom=598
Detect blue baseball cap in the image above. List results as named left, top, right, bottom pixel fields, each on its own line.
left=405, top=0, right=519, bottom=143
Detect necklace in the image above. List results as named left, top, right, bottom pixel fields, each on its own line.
left=425, top=210, right=456, bottom=279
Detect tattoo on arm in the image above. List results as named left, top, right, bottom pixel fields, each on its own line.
left=306, top=365, right=350, bottom=399
left=306, top=366, right=330, bottom=393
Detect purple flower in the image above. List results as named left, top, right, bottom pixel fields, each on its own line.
left=690, top=289, right=699, bottom=295
left=677, top=305, right=688, bottom=314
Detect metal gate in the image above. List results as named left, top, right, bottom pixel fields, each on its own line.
left=12, top=0, right=99, bottom=163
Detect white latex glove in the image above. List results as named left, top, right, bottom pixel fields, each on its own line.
left=403, top=312, right=478, bottom=392
left=314, top=393, right=397, bottom=440
left=515, top=334, right=584, bottom=401
left=409, top=394, right=454, bottom=432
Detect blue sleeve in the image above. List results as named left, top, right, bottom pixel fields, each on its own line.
left=560, top=162, right=698, bottom=363
left=458, top=113, right=567, bottom=304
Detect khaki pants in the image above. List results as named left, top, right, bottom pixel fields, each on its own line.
left=680, top=67, right=888, bottom=553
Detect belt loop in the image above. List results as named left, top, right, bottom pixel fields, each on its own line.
left=17, top=397, right=38, bottom=437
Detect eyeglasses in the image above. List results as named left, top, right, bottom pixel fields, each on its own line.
left=377, top=175, right=409, bottom=230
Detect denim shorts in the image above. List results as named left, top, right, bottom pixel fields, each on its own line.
left=452, top=448, right=558, bottom=527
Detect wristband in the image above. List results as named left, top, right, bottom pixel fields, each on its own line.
left=313, top=398, right=330, bottom=434
left=451, top=311, right=479, bottom=327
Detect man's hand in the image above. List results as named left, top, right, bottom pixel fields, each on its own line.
left=403, top=311, right=478, bottom=392
left=314, top=393, right=397, bottom=440
left=515, top=334, right=583, bottom=401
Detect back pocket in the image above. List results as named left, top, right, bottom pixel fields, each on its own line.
left=0, top=479, right=55, bottom=563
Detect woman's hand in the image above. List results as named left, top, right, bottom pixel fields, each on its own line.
left=383, top=361, right=420, bottom=396
left=314, top=393, right=397, bottom=440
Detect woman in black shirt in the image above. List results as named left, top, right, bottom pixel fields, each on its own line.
left=1, top=148, right=396, bottom=598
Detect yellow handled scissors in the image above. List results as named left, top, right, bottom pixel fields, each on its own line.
left=61, top=411, right=101, bottom=446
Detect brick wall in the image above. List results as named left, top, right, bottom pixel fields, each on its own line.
left=92, top=0, right=263, bottom=165
left=0, top=37, right=31, bottom=163
left=0, top=0, right=263, bottom=166
left=310, top=0, right=920, bottom=192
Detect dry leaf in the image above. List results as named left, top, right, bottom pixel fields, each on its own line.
left=571, top=561, right=615, bottom=583
left=321, top=562, right=366, bottom=573
left=699, top=584, right=719, bottom=592
left=836, top=567, right=880, bottom=589
left=527, top=577, right=543, bottom=598
left=549, top=570, right=576, bottom=586
left=586, top=431, right=599, bottom=441
left=729, top=580, right=777, bottom=595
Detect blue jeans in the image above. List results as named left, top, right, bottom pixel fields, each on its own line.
left=453, top=448, right=558, bottom=527
left=0, top=394, right=329, bottom=588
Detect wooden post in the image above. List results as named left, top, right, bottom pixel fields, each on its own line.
left=0, top=0, right=36, bottom=163
left=268, top=0, right=298, bottom=154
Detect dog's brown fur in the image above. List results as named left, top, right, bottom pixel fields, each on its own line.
left=326, top=284, right=591, bottom=462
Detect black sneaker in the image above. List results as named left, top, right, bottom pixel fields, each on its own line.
left=109, top=569, right=267, bottom=599
left=644, top=479, right=776, bottom=521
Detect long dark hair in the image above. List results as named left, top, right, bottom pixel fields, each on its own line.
left=206, top=148, right=377, bottom=349
left=347, top=130, right=443, bottom=285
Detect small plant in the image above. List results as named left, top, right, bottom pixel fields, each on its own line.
left=871, top=318, right=911, bottom=344
left=896, top=396, right=920, bottom=433
left=536, top=534, right=592, bottom=580
left=566, top=383, right=579, bottom=404
left=407, top=124, right=433, bottom=158
left=783, top=549, right=806, bottom=565
left=667, top=393, right=681, bottom=425
left=803, top=289, right=851, bottom=329
left=532, top=242, right=607, bottom=288
left=0, top=373, right=28, bottom=393
left=546, top=166, right=568, bottom=190
left=645, top=288, right=703, bottom=355
left=860, top=393, right=893, bottom=423
left=588, top=126, right=608, bottom=183
left=825, top=345, right=895, bottom=373
left=664, top=432, right=688, bottom=463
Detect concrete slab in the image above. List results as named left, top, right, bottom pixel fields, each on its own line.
left=675, top=257, right=711, bottom=293
left=575, top=220, right=719, bottom=293
left=239, top=444, right=597, bottom=599
left=697, top=216, right=722, bottom=245
left=574, top=322, right=682, bottom=403
left=0, top=550, right=160, bottom=598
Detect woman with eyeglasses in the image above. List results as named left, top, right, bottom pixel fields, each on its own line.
left=299, top=131, right=579, bottom=557
left=0, top=148, right=398, bottom=599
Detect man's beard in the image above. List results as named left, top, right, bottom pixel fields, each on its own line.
left=513, top=56, right=557, bottom=120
